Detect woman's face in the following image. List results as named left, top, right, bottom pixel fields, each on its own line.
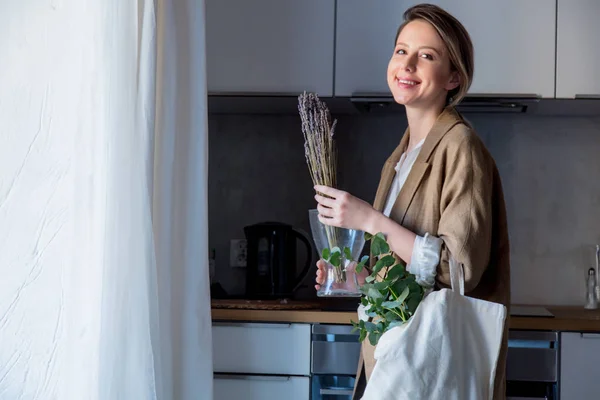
left=387, top=19, right=459, bottom=109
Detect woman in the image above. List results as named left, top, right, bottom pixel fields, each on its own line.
left=314, top=4, right=510, bottom=400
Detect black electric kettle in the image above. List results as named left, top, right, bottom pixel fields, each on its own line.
left=244, top=221, right=315, bottom=299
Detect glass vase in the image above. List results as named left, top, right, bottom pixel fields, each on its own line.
left=308, top=209, right=366, bottom=297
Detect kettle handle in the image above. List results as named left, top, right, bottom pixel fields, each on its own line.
left=291, top=227, right=316, bottom=292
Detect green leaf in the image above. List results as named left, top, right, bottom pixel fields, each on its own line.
left=382, top=300, right=403, bottom=309
left=364, top=232, right=373, bottom=241
left=368, top=331, right=381, bottom=346
left=406, top=295, right=422, bottom=315
left=366, top=309, right=378, bottom=318
left=359, top=329, right=367, bottom=342
left=321, top=248, right=330, bottom=260
left=329, top=251, right=341, bottom=267
left=330, top=246, right=341, bottom=254
left=397, top=285, right=410, bottom=304
left=373, top=255, right=395, bottom=274
left=355, top=255, right=369, bottom=273
left=370, top=234, right=390, bottom=257
left=367, top=288, right=383, bottom=300
left=364, top=321, right=377, bottom=333
left=387, top=263, right=406, bottom=281
left=407, top=280, right=423, bottom=297
left=360, top=296, right=368, bottom=306
left=343, top=247, right=353, bottom=261
left=388, top=320, right=405, bottom=329
left=365, top=275, right=376, bottom=283
left=384, top=311, right=397, bottom=320
left=372, top=281, right=391, bottom=290
left=391, top=278, right=408, bottom=295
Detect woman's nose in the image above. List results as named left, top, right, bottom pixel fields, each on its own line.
left=401, top=55, right=417, bottom=72
left=402, top=57, right=416, bottom=72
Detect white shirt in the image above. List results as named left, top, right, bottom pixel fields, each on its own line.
left=381, top=138, right=441, bottom=289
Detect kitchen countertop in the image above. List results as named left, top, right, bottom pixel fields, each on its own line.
left=211, top=300, right=600, bottom=332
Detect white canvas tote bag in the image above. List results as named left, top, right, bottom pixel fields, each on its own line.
left=361, top=257, right=507, bottom=400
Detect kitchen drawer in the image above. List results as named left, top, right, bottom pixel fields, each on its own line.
left=214, top=374, right=310, bottom=400
left=212, top=322, right=311, bottom=375
left=560, top=332, right=600, bottom=399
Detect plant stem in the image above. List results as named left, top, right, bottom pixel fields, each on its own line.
left=389, top=287, right=407, bottom=322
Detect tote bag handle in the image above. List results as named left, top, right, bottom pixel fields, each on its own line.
left=449, top=256, right=465, bottom=296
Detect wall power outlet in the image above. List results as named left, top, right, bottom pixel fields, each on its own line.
left=230, top=239, right=247, bottom=268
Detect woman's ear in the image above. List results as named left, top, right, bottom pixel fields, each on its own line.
left=445, top=71, right=460, bottom=91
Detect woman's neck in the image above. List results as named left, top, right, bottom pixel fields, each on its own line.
left=405, top=102, right=446, bottom=152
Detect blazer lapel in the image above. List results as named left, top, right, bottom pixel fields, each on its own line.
left=389, top=107, right=465, bottom=223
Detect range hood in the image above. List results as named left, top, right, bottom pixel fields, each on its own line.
left=207, top=93, right=600, bottom=116
left=349, top=93, right=539, bottom=114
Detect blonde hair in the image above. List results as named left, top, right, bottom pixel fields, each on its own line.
left=395, top=4, right=474, bottom=107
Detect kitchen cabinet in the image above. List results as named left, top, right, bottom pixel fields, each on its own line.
left=335, top=0, right=556, bottom=98
left=556, top=0, right=600, bottom=98
left=560, top=332, right=600, bottom=399
left=205, top=0, right=335, bottom=96
left=212, top=322, right=311, bottom=375
left=213, top=374, right=310, bottom=400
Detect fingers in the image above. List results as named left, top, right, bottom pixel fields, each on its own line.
left=314, top=185, right=342, bottom=197
left=316, top=265, right=325, bottom=285
left=315, top=193, right=336, bottom=208
left=317, top=212, right=337, bottom=227
left=345, top=261, right=358, bottom=271
left=317, top=203, right=335, bottom=218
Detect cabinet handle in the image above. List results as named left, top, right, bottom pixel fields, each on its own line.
left=506, top=397, right=547, bottom=400
left=320, top=388, right=354, bottom=395
left=213, top=322, right=292, bottom=329
left=575, top=94, right=600, bottom=99
left=581, top=333, right=600, bottom=339
left=214, top=374, right=291, bottom=382
left=208, top=91, right=301, bottom=97
left=464, top=93, right=540, bottom=99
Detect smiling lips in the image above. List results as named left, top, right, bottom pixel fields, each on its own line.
left=396, top=77, right=421, bottom=89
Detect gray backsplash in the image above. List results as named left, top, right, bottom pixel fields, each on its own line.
left=208, top=111, right=600, bottom=306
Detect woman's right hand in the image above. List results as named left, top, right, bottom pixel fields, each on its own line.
left=315, top=259, right=369, bottom=291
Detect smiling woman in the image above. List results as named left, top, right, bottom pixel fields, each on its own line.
left=313, top=3, right=510, bottom=400
left=387, top=5, right=474, bottom=110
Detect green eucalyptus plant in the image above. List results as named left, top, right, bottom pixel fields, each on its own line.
left=322, top=232, right=425, bottom=346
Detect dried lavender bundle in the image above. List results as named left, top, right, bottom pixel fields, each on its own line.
left=298, top=92, right=345, bottom=283
left=298, top=92, right=338, bottom=189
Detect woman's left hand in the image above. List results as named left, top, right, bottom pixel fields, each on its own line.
left=314, top=185, right=378, bottom=232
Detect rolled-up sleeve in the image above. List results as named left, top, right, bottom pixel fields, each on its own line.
left=407, top=233, right=442, bottom=288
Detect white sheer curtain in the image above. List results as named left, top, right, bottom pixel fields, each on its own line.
left=0, top=0, right=212, bottom=399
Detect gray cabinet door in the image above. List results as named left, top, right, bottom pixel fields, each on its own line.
left=556, top=0, right=600, bottom=98
left=560, top=332, right=600, bottom=399
left=206, top=0, right=335, bottom=96
left=335, top=0, right=556, bottom=98
left=214, top=375, right=310, bottom=400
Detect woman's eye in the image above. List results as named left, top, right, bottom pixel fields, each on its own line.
left=420, top=53, right=434, bottom=60
left=396, top=49, right=406, bottom=55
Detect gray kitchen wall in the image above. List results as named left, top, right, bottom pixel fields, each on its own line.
left=208, top=110, right=600, bottom=306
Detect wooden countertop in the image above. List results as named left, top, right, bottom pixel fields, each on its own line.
left=509, top=306, right=600, bottom=332
left=211, top=301, right=600, bottom=332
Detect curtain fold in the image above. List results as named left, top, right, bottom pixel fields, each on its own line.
left=0, top=0, right=212, bottom=398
